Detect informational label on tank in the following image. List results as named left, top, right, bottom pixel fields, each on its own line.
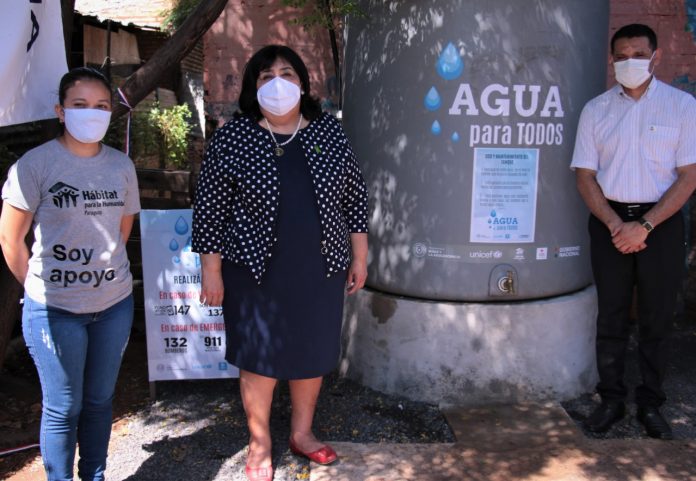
left=470, top=148, right=539, bottom=243
left=139, top=209, right=239, bottom=382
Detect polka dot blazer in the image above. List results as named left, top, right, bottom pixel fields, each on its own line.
left=192, top=112, right=369, bottom=283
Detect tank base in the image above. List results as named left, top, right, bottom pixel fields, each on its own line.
left=339, top=286, right=598, bottom=405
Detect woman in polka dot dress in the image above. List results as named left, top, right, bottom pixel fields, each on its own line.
left=192, top=45, right=368, bottom=481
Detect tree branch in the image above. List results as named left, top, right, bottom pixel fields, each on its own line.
left=322, top=0, right=342, bottom=110
left=112, top=0, right=228, bottom=119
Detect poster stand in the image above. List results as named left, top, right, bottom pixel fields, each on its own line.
left=139, top=209, right=239, bottom=393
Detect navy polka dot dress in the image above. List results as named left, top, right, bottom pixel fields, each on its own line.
left=192, top=113, right=368, bottom=380
left=222, top=129, right=345, bottom=379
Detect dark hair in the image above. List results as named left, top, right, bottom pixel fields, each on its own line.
left=236, top=45, right=322, bottom=121
left=58, top=67, right=112, bottom=105
left=611, top=24, right=657, bottom=53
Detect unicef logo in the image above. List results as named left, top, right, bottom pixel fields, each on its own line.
left=413, top=243, right=428, bottom=258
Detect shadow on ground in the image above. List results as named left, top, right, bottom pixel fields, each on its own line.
left=2, top=310, right=695, bottom=480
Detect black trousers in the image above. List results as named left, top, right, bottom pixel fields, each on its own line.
left=589, top=207, right=684, bottom=407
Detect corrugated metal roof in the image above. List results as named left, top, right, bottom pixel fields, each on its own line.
left=75, top=0, right=173, bottom=29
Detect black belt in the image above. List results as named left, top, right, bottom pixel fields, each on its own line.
left=607, top=200, right=655, bottom=219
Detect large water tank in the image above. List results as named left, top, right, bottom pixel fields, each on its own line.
left=343, top=0, right=608, bottom=301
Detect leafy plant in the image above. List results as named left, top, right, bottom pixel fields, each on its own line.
left=106, top=103, right=192, bottom=169
left=148, top=104, right=192, bottom=168
left=161, top=0, right=202, bottom=32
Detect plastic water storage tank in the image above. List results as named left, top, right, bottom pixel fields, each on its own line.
left=343, top=0, right=608, bottom=301
left=339, top=0, right=609, bottom=404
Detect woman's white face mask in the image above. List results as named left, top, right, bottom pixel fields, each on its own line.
left=63, top=108, right=112, bottom=144
left=257, top=77, right=301, bottom=116
left=613, top=52, right=655, bottom=89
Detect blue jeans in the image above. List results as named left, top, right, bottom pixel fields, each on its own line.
left=23, top=294, right=133, bottom=481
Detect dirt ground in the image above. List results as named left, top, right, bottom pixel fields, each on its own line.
left=1, top=295, right=694, bottom=480
left=0, top=323, right=455, bottom=480
left=0, top=326, right=151, bottom=480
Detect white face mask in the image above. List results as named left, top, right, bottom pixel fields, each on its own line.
left=613, top=52, right=655, bottom=89
left=257, top=77, right=301, bottom=116
left=63, top=108, right=111, bottom=144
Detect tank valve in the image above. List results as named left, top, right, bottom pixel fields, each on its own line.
left=497, top=270, right=515, bottom=294
left=489, top=264, right=518, bottom=297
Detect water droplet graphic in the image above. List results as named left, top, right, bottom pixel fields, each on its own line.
left=172, top=256, right=181, bottom=264
left=451, top=132, right=460, bottom=142
left=169, top=238, right=179, bottom=251
left=436, top=42, right=464, bottom=80
left=174, top=216, right=189, bottom=235
left=431, top=120, right=442, bottom=135
left=182, top=237, right=192, bottom=252
left=490, top=210, right=497, bottom=217
left=424, top=87, right=441, bottom=111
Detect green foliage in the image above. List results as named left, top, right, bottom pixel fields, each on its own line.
left=125, top=112, right=157, bottom=160
left=161, top=0, right=202, bottom=32
left=149, top=104, right=192, bottom=168
left=106, top=103, right=192, bottom=169
left=281, top=0, right=365, bottom=30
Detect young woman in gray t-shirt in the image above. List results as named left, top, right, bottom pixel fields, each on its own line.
left=0, top=67, right=140, bottom=481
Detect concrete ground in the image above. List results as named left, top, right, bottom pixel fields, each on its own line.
left=4, top=313, right=695, bottom=480
left=311, top=403, right=696, bottom=481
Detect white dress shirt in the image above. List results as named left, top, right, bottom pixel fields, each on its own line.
left=571, top=78, right=696, bottom=203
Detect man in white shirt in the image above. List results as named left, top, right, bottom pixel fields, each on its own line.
left=571, top=24, right=696, bottom=440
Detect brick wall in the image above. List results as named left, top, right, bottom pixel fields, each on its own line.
left=610, top=0, right=696, bottom=94
left=203, top=0, right=336, bottom=123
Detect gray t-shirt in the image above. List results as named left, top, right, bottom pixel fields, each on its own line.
left=2, top=139, right=140, bottom=313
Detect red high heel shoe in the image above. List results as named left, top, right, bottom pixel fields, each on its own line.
left=244, top=464, right=273, bottom=481
left=289, top=439, right=338, bottom=465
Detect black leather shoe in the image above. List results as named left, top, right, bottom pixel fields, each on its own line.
left=637, top=406, right=673, bottom=440
left=583, top=401, right=625, bottom=433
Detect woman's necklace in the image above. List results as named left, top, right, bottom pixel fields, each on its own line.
left=264, top=114, right=303, bottom=157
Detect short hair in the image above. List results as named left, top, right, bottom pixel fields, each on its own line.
left=611, top=24, right=657, bottom=53
left=236, top=45, right=322, bottom=121
left=58, top=67, right=112, bottom=105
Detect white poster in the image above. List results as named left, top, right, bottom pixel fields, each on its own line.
left=140, top=210, right=239, bottom=382
left=0, top=1, right=69, bottom=127
left=470, top=148, right=539, bottom=243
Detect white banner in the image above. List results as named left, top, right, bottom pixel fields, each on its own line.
left=0, top=1, right=69, bottom=127
left=140, top=209, right=239, bottom=382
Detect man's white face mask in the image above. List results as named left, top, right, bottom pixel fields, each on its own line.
left=613, top=52, right=655, bottom=89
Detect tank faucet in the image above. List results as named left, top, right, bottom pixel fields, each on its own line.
left=489, top=264, right=518, bottom=297
left=498, top=270, right=515, bottom=294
